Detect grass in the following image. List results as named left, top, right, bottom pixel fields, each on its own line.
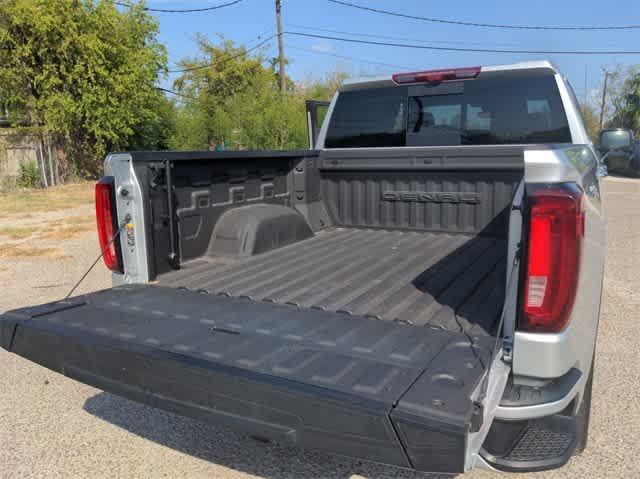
left=0, top=184, right=96, bottom=259
left=0, top=183, right=94, bottom=217
left=0, top=244, right=66, bottom=259
left=0, top=217, right=95, bottom=241
left=39, top=223, right=94, bottom=240
left=65, top=215, right=95, bottom=225
left=0, top=225, right=41, bottom=240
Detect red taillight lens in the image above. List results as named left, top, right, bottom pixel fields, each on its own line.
left=95, top=177, right=123, bottom=273
left=521, top=185, right=585, bottom=333
left=392, top=66, right=481, bottom=84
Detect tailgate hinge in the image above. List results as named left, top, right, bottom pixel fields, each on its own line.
left=164, top=159, right=180, bottom=270
left=470, top=402, right=484, bottom=433
left=502, top=336, right=513, bottom=363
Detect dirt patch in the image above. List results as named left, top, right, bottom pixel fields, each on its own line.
left=38, top=224, right=94, bottom=241
left=0, top=226, right=41, bottom=240
left=0, top=183, right=94, bottom=218
left=0, top=244, right=66, bottom=259
left=0, top=218, right=94, bottom=242
left=65, top=215, right=95, bottom=225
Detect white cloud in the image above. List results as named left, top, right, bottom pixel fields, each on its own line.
left=311, top=42, right=332, bottom=53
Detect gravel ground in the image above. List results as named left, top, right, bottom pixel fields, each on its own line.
left=0, top=176, right=638, bottom=479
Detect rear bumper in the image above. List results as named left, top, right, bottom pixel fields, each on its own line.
left=480, top=413, right=578, bottom=472
left=496, top=368, right=582, bottom=420
left=513, top=329, right=576, bottom=378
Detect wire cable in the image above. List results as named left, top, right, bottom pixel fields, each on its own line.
left=165, top=34, right=275, bottom=73
left=327, top=0, right=640, bottom=31
left=287, top=23, right=524, bottom=47
left=288, top=45, right=415, bottom=70
left=65, top=218, right=129, bottom=299
left=287, top=31, right=640, bottom=55
left=157, top=87, right=198, bottom=101
left=115, top=0, right=245, bottom=13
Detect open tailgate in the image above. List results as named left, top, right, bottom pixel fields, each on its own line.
left=1, top=285, right=494, bottom=473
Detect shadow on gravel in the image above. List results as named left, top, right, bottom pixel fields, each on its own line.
left=84, top=392, right=450, bottom=479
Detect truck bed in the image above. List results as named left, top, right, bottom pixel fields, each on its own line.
left=160, top=228, right=507, bottom=337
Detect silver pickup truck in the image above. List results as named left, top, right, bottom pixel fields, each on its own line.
left=0, top=60, right=605, bottom=474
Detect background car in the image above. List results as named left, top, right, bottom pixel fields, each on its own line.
left=598, top=128, right=640, bottom=177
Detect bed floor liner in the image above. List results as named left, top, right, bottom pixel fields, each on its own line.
left=1, top=284, right=494, bottom=473
left=160, top=228, right=507, bottom=336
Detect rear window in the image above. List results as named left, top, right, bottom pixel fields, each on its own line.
left=324, top=87, right=406, bottom=148
left=325, top=71, right=572, bottom=148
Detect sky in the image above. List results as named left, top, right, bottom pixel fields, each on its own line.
left=139, top=0, right=640, bottom=104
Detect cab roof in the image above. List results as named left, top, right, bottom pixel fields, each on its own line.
left=340, top=60, right=560, bottom=91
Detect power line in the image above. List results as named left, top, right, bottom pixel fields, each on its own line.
left=115, top=0, right=244, bottom=13
left=287, top=31, right=640, bottom=55
left=327, top=0, right=640, bottom=31
left=288, top=45, right=414, bottom=70
left=157, top=87, right=197, bottom=101
left=287, top=23, right=524, bottom=47
left=165, top=29, right=273, bottom=70
left=165, top=34, right=276, bottom=74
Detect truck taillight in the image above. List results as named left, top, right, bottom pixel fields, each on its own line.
left=392, top=66, right=481, bottom=84
left=521, top=184, right=584, bottom=333
left=95, top=177, right=123, bottom=273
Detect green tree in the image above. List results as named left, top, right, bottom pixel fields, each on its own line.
left=301, top=70, right=349, bottom=101
left=169, top=36, right=347, bottom=151
left=170, top=35, right=293, bottom=150
left=579, top=102, right=600, bottom=142
left=608, top=69, right=640, bottom=134
left=600, top=65, right=640, bottom=134
left=0, top=0, right=169, bottom=177
left=127, top=94, right=176, bottom=151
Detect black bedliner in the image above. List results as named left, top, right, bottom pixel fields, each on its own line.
left=1, top=285, right=493, bottom=473
left=160, top=228, right=507, bottom=336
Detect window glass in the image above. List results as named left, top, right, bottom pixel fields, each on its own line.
left=325, top=72, right=571, bottom=148
left=527, top=99, right=552, bottom=114
left=324, top=87, right=407, bottom=148
left=466, top=105, right=491, bottom=130
left=407, top=74, right=571, bottom=145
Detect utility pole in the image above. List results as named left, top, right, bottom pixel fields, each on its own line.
left=599, top=69, right=610, bottom=131
left=275, top=0, right=286, bottom=94
left=583, top=64, right=588, bottom=106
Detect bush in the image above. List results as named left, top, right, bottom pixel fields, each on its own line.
left=17, top=160, right=42, bottom=188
